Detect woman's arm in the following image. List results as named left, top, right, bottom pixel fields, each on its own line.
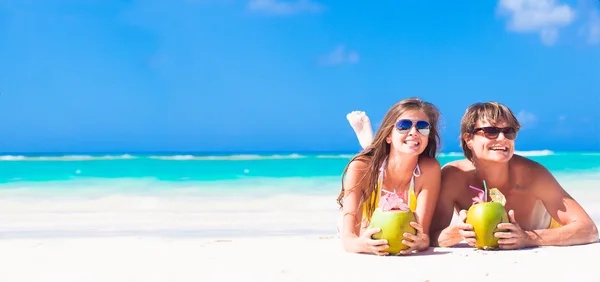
left=339, top=159, right=371, bottom=253
left=412, top=157, right=442, bottom=250
left=430, top=163, right=470, bottom=247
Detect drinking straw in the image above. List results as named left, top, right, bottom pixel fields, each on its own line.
left=468, top=185, right=484, bottom=193
left=483, top=180, right=488, bottom=202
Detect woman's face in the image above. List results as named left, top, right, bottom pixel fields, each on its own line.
left=387, top=110, right=431, bottom=156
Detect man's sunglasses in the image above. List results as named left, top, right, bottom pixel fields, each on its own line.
left=472, top=126, right=517, bottom=140
left=395, top=119, right=431, bottom=136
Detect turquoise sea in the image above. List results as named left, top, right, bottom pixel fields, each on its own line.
left=2, top=150, right=600, bottom=186
left=1, top=150, right=599, bottom=238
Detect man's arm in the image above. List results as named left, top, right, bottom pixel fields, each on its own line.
left=430, top=164, right=465, bottom=247
left=525, top=163, right=599, bottom=247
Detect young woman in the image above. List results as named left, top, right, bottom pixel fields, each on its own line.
left=337, top=98, right=442, bottom=255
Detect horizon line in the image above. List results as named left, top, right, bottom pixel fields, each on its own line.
left=0, top=148, right=591, bottom=156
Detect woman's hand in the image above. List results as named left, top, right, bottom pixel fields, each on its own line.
left=357, top=228, right=390, bottom=256
left=400, top=221, right=430, bottom=255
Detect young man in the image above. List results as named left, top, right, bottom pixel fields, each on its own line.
left=429, top=102, right=598, bottom=249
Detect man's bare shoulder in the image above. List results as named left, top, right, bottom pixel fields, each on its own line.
left=510, top=154, right=553, bottom=185
left=441, top=159, right=474, bottom=175
left=510, top=154, right=543, bottom=167
left=440, top=159, right=472, bottom=194
left=510, top=154, right=547, bottom=175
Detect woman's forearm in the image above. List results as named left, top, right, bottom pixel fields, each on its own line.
left=341, top=233, right=364, bottom=253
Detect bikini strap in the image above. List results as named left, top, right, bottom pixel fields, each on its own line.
left=376, top=158, right=388, bottom=201
left=378, top=158, right=387, bottom=175
left=379, top=159, right=421, bottom=208
left=413, top=163, right=421, bottom=177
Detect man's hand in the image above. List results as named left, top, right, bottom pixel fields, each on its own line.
left=494, top=210, right=531, bottom=250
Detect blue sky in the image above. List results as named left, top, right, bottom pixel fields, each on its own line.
left=0, top=0, right=599, bottom=153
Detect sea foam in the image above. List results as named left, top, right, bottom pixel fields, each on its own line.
left=0, top=150, right=557, bottom=162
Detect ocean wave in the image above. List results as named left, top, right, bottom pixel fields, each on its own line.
left=149, top=155, right=197, bottom=160
left=438, top=150, right=555, bottom=157
left=0, top=153, right=309, bottom=162
left=149, top=154, right=306, bottom=161
left=438, top=152, right=463, bottom=157
left=315, top=154, right=354, bottom=159
left=0, top=154, right=137, bottom=161
left=514, top=150, right=554, bottom=156
left=0, top=150, right=558, bottom=162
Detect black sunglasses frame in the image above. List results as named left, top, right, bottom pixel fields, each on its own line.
left=472, top=126, right=517, bottom=140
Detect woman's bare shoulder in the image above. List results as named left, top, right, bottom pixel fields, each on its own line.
left=347, top=156, right=371, bottom=170
left=418, top=156, right=441, bottom=176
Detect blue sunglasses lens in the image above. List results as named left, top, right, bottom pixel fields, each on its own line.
left=415, top=120, right=430, bottom=130
left=395, top=119, right=431, bottom=135
left=396, top=119, right=413, bottom=130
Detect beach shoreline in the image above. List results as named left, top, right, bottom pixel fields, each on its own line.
left=0, top=154, right=599, bottom=281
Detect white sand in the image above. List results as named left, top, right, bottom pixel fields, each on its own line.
left=0, top=178, right=598, bottom=281
left=0, top=233, right=597, bottom=282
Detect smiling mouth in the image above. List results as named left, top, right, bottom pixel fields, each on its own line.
left=404, top=141, right=420, bottom=146
left=489, top=146, right=507, bottom=152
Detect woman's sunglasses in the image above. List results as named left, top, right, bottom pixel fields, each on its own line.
left=472, top=126, right=517, bottom=140
left=395, top=119, right=431, bottom=136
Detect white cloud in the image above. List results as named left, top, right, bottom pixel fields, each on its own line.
left=540, top=28, right=559, bottom=45
left=497, top=0, right=576, bottom=46
left=584, top=10, right=600, bottom=44
left=247, top=0, right=323, bottom=15
left=516, top=110, right=537, bottom=128
left=318, top=45, right=360, bottom=66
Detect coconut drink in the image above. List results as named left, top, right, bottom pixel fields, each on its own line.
left=368, top=192, right=416, bottom=255
left=466, top=183, right=509, bottom=250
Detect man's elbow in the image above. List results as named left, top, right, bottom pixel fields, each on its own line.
left=428, top=229, right=447, bottom=247
left=430, top=240, right=446, bottom=248
left=429, top=238, right=440, bottom=247
left=585, top=222, right=599, bottom=244
left=572, top=219, right=600, bottom=245
left=431, top=238, right=456, bottom=248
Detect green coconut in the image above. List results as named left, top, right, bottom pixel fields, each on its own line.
left=368, top=208, right=417, bottom=255
left=466, top=201, right=509, bottom=250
